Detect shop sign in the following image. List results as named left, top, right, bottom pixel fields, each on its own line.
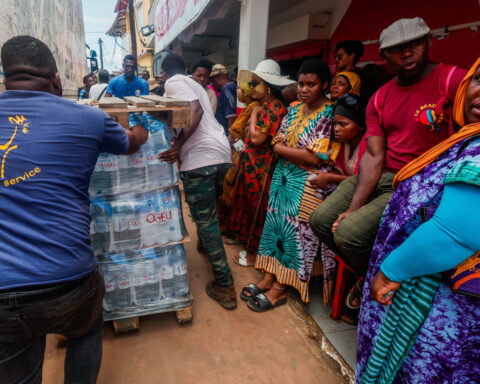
left=155, top=0, right=211, bottom=53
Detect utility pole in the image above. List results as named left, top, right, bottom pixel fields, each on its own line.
left=98, top=38, right=104, bottom=69
left=128, top=0, right=137, bottom=59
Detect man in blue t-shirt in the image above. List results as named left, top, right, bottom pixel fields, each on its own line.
left=210, top=64, right=237, bottom=136
left=105, top=54, right=149, bottom=98
left=0, top=36, right=148, bottom=383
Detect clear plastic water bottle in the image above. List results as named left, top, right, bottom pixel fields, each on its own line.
left=140, top=192, right=159, bottom=247
left=143, top=125, right=173, bottom=189
left=103, top=265, right=118, bottom=311
left=111, top=196, right=142, bottom=252
left=111, top=200, right=129, bottom=252
left=171, top=246, right=189, bottom=296
left=89, top=153, right=119, bottom=195
left=157, top=247, right=174, bottom=299
left=118, top=151, right=146, bottom=192
left=141, top=256, right=160, bottom=305
left=167, top=189, right=183, bottom=242
left=157, top=191, right=171, bottom=245
left=116, top=264, right=132, bottom=308
left=131, top=261, right=146, bottom=306
left=90, top=199, right=111, bottom=255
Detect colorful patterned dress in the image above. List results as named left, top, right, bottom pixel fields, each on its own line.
left=227, top=100, right=286, bottom=252
left=218, top=101, right=259, bottom=233
left=255, top=103, right=340, bottom=302
left=356, top=137, right=480, bottom=383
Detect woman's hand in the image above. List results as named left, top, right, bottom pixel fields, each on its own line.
left=370, top=270, right=402, bottom=305
left=228, top=134, right=237, bottom=145
left=252, top=103, right=266, bottom=119
left=309, top=171, right=332, bottom=189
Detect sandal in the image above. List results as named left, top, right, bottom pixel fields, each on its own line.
left=247, top=293, right=287, bottom=312
left=240, top=283, right=263, bottom=301
left=222, top=236, right=237, bottom=245
left=345, top=279, right=364, bottom=310
left=233, top=250, right=256, bottom=267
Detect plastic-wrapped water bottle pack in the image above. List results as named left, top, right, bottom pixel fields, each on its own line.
left=89, top=114, right=179, bottom=196
left=99, top=244, right=189, bottom=314
left=90, top=114, right=190, bottom=318
left=90, top=186, right=185, bottom=256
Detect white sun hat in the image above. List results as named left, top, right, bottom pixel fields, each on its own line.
left=238, top=59, right=295, bottom=87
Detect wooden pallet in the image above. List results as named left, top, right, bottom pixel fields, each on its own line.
left=113, top=316, right=140, bottom=334
left=109, top=304, right=193, bottom=335
left=77, top=96, right=190, bottom=129
left=175, top=305, right=193, bottom=324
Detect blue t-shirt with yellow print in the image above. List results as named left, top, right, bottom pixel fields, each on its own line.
left=0, top=90, right=128, bottom=289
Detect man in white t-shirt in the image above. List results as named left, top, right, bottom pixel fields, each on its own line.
left=159, top=53, right=236, bottom=309
left=89, top=69, right=109, bottom=100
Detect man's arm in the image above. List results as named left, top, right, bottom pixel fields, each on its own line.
left=123, top=124, right=148, bottom=155
left=332, top=136, right=385, bottom=231
left=104, top=92, right=112, bottom=97
left=159, top=99, right=203, bottom=163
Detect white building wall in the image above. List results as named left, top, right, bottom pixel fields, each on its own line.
left=0, top=0, right=87, bottom=97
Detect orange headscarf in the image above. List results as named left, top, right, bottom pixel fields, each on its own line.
left=393, top=58, right=480, bottom=187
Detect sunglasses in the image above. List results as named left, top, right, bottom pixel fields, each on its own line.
left=248, top=79, right=260, bottom=87
left=334, top=53, right=344, bottom=60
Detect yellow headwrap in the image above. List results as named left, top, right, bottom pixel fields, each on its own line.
left=238, top=81, right=252, bottom=96
left=336, top=71, right=361, bottom=96
left=393, top=57, right=480, bottom=187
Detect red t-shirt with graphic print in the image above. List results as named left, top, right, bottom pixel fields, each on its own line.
left=365, top=63, right=466, bottom=173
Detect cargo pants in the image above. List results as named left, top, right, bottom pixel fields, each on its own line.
left=181, top=164, right=234, bottom=287
left=309, top=172, right=395, bottom=276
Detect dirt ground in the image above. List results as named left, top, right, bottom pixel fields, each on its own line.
left=42, top=196, right=347, bottom=384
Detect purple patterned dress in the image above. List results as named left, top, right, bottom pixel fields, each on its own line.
left=356, top=137, right=480, bottom=383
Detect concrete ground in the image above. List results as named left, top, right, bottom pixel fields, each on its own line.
left=43, top=197, right=349, bottom=384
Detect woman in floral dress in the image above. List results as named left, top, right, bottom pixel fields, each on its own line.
left=227, top=60, right=295, bottom=265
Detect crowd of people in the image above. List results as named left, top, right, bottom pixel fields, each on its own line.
left=1, top=14, right=479, bottom=384
left=78, top=56, right=166, bottom=101
left=158, top=16, right=479, bottom=383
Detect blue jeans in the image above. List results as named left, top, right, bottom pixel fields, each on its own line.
left=0, top=268, right=105, bottom=384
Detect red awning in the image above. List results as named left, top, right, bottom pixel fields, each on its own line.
left=114, top=0, right=128, bottom=13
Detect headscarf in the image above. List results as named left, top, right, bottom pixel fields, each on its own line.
left=393, top=57, right=480, bottom=187
left=336, top=71, right=361, bottom=96
left=238, top=81, right=252, bottom=96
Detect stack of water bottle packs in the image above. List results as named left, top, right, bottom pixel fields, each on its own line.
left=89, top=114, right=190, bottom=318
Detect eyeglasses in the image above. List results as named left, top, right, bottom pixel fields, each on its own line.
left=248, top=79, right=259, bottom=88
left=334, top=54, right=344, bottom=60
left=383, top=37, right=426, bottom=55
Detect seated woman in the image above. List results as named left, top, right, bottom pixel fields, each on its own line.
left=356, top=59, right=480, bottom=383
left=309, top=94, right=366, bottom=305
left=227, top=60, right=294, bottom=265
left=241, top=59, right=341, bottom=310
left=218, top=83, right=259, bottom=238
left=330, top=71, right=361, bottom=101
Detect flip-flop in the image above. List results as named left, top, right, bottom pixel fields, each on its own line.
left=222, top=236, right=237, bottom=245
left=345, top=279, right=363, bottom=310
left=240, top=283, right=263, bottom=301
left=247, top=293, right=287, bottom=312
left=233, top=251, right=255, bottom=267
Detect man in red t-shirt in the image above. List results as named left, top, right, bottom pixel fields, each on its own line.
left=310, top=17, right=466, bottom=279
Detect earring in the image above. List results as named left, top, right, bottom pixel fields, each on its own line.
left=268, top=89, right=271, bottom=94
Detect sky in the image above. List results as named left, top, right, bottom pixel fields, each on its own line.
left=82, top=0, right=126, bottom=72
